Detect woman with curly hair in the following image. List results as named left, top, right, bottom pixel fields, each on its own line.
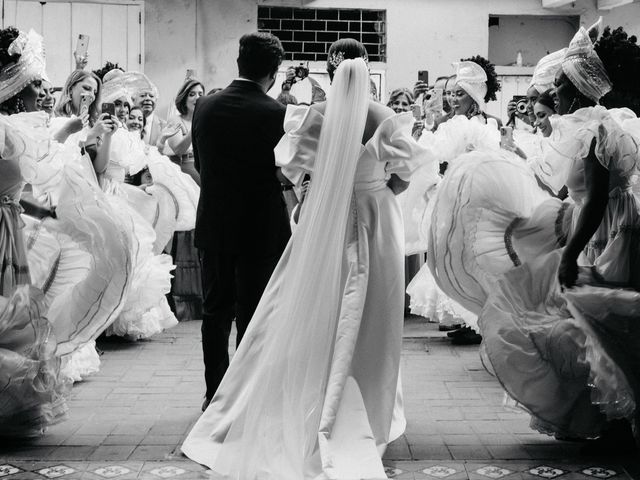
left=449, top=55, right=502, bottom=127
left=404, top=56, right=504, bottom=343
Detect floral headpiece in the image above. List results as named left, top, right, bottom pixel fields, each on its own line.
left=0, top=29, right=49, bottom=105
left=328, top=51, right=369, bottom=70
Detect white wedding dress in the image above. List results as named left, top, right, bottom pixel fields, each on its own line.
left=182, top=59, right=430, bottom=479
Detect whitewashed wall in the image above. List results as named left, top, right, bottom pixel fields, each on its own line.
left=141, top=0, right=640, bottom=119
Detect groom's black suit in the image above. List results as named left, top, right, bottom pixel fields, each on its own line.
left=193, top=79, right=291, bottom=399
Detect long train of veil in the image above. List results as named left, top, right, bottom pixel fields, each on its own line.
left=182, top=58, right=371, bottom=478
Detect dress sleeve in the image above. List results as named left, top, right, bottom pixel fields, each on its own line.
left=550, top=106, right=639, bottom=178
left=274, top=105, right=324, bottom=187
left=417, top=115, right=500, bottom=169
left=364, top=112, right=430, bottom=182
left=114, top=130, right=148, bottom=175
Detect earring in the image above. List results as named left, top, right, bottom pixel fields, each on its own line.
left=568, top=95, right=581, bottom=114
left=15, top=96, right=25, bottom=113
left=466, top=102, right=479, bottom=119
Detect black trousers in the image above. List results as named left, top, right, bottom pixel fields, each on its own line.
left=199, top=248, right=282, bottom=399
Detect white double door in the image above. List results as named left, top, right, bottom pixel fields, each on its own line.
left=1, top=0, right=144, bottom=88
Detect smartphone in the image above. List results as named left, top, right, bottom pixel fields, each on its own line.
left=185, top=69, right=196, bottom=80
left=79, top=92, right=93, bottom=116
left=417, top=70, right=429, bottom=85
left=76, top=34, right=90, bottom=57
left=500, top=126, right=514, bottom=149
left=101, top=102, right=116, bottom=118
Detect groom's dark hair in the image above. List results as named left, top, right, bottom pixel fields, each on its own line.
left=237, top=32, right=285, bottom=81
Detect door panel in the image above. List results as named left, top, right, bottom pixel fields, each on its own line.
left=1, top=0, right=143, bottom=87
left=42, top=3, right=73, bottom=87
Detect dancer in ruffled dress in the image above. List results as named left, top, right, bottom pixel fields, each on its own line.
left=182, top=39, right=430, bottom=479
left=1, top=27, right=136, bottom=383
left=428, top=23, right=640, bottom=443
left=405, top=58, right=501, bottom=341
left=0, top=98, right=67, bottom=437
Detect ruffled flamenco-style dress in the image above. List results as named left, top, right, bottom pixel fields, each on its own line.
left=0, top=115, right=67, bottom=436
left=21, top=114, right=135, bottom=381
left=429, top=106, right=640, bottom=439
left=404, top=115, right=501, bottom=330
left=182, top=107, right=430, bottom=479
left=80, top=126, right=178, bottom=341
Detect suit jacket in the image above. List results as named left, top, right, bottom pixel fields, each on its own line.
left=193, top=79, right=290, bottom=253
left=145, top=114, right=167, bottom=147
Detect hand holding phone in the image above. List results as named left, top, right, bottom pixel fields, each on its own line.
left=74, top=34, right=90, bottom=69
left=101, top=102, right=116, bottom=119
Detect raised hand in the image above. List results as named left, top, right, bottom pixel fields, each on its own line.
left=413, top=81, right=429, bottom=99
left=74, top=50, right=89, bottom=70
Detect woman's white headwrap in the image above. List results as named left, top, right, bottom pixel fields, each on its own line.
left=101, top=69, right=132, bottom=104
left=453, top=61, right=487, bottom=108
left=561, top=20, right=612, bottom=103
left=530, top=49, right=567, bottom=94
left=122, top=71, right=159, bottom=100
left=0, top=29, right=48, bottom=104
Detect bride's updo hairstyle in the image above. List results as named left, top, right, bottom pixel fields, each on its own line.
left=326, top=38, right=368, bottom=80
left=595, top=26, right=640, bottom=115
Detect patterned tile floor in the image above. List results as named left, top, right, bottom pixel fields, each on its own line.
left=0, top=319, right=637, bottom=479
left=0, top=461, right=631, bottom=480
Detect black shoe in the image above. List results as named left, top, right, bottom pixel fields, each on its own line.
left=579, top=420, right=638, bottom=455
left=439, top=323, right=462, bottom=332
left=451, top=329, right=482, bottom=345
left=201, top=396, right=212, bottom=412
left=447, top=326, right=471, bottom=338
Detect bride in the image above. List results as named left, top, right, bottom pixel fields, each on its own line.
left=182, top=38, right=430, bottom=479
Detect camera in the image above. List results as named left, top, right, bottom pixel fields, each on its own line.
left=293, top=63, right=309, bottom=80
left=512, top=95, right=528, bottom=115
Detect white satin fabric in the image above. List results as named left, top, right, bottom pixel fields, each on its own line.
left=182, top=87, right=429, bottom=477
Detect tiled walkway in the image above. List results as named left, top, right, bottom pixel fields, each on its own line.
left=0, top=319, right=637, bottom=479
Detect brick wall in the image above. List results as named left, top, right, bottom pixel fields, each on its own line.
left=257, top=6, right=386, bottom=62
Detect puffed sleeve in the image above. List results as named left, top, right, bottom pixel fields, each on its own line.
left=109, top=129, right=148, bottom=175
left=550, top=106, right=639, bottom=178
left=274, top=105, right=324, bottom=187
left=364, top=112, right=430, bottom=182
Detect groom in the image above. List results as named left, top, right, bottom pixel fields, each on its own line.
left=193, top=32, right=291, bottom=410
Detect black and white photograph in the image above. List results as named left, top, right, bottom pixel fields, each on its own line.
left=1, top=1, right=640, bottom=479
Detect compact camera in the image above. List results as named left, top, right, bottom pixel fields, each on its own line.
left=293, top=63, right=310, bottom=80
left=513, top=95, right=528, bottom=115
